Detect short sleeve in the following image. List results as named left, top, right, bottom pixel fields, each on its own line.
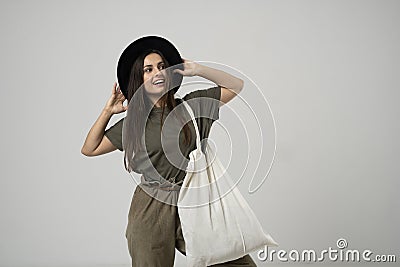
left=104, top=117, right=124, bottom=151
left=183, top=85, right=221, bottom=121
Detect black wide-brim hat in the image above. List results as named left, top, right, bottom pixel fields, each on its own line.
left=116, top=35, right=184, bottom=99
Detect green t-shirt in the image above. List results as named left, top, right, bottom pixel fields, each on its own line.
left=104, top=86, right=221, bottom=185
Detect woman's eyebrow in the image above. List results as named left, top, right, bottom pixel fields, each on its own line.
left=143, top=61, right=164, bottom=68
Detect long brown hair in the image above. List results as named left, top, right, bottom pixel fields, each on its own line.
left=123, top=49, right=192, bottom=172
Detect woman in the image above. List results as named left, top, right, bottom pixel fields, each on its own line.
left=81, top=36, right=257, bottom=267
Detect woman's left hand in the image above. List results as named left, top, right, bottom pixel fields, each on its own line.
left=173, top=58, right=200, bottom=77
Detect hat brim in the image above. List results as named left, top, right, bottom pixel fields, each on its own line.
left=117, top=36, right=183, bottom=99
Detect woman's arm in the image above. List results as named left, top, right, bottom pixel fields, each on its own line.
left=174, top=59, right=244, bottom=106
left=81, top=83, right=128, bottom=157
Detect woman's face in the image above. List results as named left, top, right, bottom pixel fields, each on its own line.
left=142, top=52, right=166, bottom=95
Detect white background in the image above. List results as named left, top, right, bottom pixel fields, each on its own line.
left=0, top=0, right=399, bottom=266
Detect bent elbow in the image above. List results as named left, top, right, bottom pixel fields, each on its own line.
left=234, top=79, right=244, bottom=94
left=239, top=78, right=244, bottom=91
left=81, top=146, right=93, bottom=157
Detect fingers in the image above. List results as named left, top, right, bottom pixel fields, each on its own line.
left=173, top=69, right=184, bottom=75
left=181, top=58, right=193, bottom=63
left=112, top=82, right=125, bottom=98
left=112, top=82, right=117, bottom=94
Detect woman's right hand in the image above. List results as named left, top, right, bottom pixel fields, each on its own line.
left=104, top=82, right=128, bottom=114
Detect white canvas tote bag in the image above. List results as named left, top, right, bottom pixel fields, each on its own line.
left=177, top=100, right=278, bottom=267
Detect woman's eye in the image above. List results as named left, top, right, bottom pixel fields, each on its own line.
left=144, top=68, right=152, bottom=72
left=159, top=65, right=165, bottom=70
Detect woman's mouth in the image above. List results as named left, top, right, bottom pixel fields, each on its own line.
left=152, top=79, right=165, bottom=87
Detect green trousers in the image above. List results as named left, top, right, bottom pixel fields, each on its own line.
left=125, top=185, right=257, bottom=267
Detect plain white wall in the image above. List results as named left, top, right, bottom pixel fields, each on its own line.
left=1, top=0, right=399, bottom=266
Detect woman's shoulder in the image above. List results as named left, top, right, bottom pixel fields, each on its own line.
left=105, top=116, right=125, bottom=134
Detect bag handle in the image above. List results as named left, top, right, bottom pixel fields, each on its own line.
left=181, top=100, right=202, bottom=152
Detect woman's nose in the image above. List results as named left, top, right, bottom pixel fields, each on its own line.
left=153, top=70, right=163, bottom=78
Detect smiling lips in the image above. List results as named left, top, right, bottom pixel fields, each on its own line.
left=153, top=78, right=165, bottom=86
